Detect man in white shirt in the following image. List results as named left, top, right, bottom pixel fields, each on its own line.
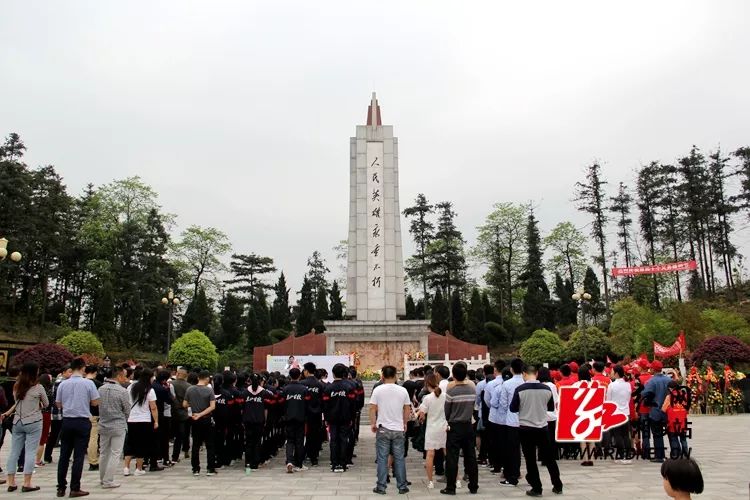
left=606, top=365, right=632, bottom=464
left=369, top=365, right=411, bottom=495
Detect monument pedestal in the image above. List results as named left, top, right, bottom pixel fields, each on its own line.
left=324, top=320, right=429, bottom=371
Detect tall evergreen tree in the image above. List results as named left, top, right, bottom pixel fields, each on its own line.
left=707, top=148, right=738, bottom=293
left=426, top=201, right=467, bottom=333
left=226, top=253, right=276, bottom=301
left=466, top=288, right=485, bottom=343
left=306, top=251, right=330, bottom=302
left=654, top=163, right=687, bottom=301
left=637, top=162, right=662, bottom=308
left=403, top=193, right=435, bottom=316
left=520, top=212, right=553, bottom=332
left=218, top=292, right=244, bottom=349
left=295, top=276, right=315, bottom=335
left=181, top=287, right=212, bottom=334
left=610, top=181, right=634, bottom=269
left=329, top=281, right=343, bottom=320
left=575, top=162, right=611, bottom=313
left=582, top=267, right=605, bottom=321
left=450, top=289, right=466, bottom=338
left=405, top=295, right=417, bottom=320
left=93, top=278, right=115, bottom=341
left=313, top=285, right=329, bottom=332
left=430, top=287, right=449, bottom=334
left=553, top=273, right=577, bottom=326
left=270, top=272, right=292, bottom=330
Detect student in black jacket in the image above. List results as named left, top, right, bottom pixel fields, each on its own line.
left=323, top=363, right=356, bottom=473
left=241, top=373, right=273, bottom=471
left=301, top=363, right=324, bottom=466
left=280, top=368, right=308, bottom=473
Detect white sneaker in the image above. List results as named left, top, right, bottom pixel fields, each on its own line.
left=617, top=459, right=633, bottom=465
left=134, top=469, right=146, bottom=477
left=427, top=481, right=434, bottom=489
left=456, top=480, right=462, bottom=489
left=123, top=467, right=131, bottom=477
left=294, top=465, right=309, bottom=472
left=101, top=483, right=121, bottom=489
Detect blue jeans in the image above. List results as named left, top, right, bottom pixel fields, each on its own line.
left=649, top=418, right=666, bottom=460
left=375, top=427, right=407, bottom=491
left=639, top=414, right=651, bottom=459
left=7, top=420, right=43, bottom=475
left=668, top=433, right=689, bottom=459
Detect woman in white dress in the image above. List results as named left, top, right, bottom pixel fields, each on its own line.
left=417, top=373, right=447, bottom=489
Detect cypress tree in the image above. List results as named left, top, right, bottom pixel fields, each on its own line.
left=466, top=288, right=485, bottom=343
left=329, top=281, right=343, bottom=320
left=582, top=267, right=605, bottom=321
left=270, top=272, right=292, bottom=330
left=313, top=285, right=329, bottom=332
left=405, top=295, right=416, bottom=319
left=553, top=273, right=577, bottom=326
left=430, top=288, right=449, bottom=334
left=218, top=292, right=244, bottom=348
left=403, top=194, right=435, bottom=317
left=521, top=213, right=553, bottom=332
left=182, top=287, right=212, bottom=334
left=450, top=289, right=466, bottom=338
left=295, top=276, right=315, bottom=335
left=637, top=162, right=662, bottom=309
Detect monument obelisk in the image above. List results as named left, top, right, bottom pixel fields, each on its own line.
left=326, top=93, right=428, bottom=370
left=346, top=92, right=406, bottom=321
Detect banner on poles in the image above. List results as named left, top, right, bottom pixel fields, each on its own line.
left=653, top=331, right=687, bottom=358
left=611, top=260, right=697, bottom=277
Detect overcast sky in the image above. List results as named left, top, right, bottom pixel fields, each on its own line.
left=2, top=1, right=749, bottom=295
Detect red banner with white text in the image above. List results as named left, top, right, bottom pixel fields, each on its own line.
left=612, top=260, right=697, bottom=277
left=653, top=331, right=687, bottom=358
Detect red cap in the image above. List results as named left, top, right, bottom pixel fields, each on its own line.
left=651, top=360, right=663, bottom=371
left=569, top=361, right=579, bottom=371
left=637, top=358, right=650, bottom=369
left=631, top=366, right=641, bottom=375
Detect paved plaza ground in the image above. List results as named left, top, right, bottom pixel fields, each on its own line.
left=0, top=414, right=747, bottom=500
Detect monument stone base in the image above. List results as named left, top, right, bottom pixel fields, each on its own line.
left=324, top=320, right=430, bottom=371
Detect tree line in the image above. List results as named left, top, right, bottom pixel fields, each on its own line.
left=2, top=132, right=750, bottom=354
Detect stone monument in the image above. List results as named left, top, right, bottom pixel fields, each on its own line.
left=325, top=93, right=430, bottom=370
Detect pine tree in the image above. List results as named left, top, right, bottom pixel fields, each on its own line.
left=466, top=288, right=485, bottom=342
left=654, top=163, right=687, bottom=301
left=481, top=291, right=497, bottom=324
left=707, top=148, right=737, bottom=293
left=575, top=163, right=611, bottom=313
left=430, top=288, right=449, bottom=334
left=610, top=182, right=634, bottom=269
left=450, top=289, right=466, bottom=338
left=403, top=194, right=435, bottom=316
left=415, top=298, right=425, bottom=320
left=521, top=212, right=553, bottom=333
left=295, top=276, right=315, bottom=335
left=313, top=285, right=329, bottom=332
left=218, top=292, right=244, bottom=349
left=246, top=304, right=269, bottom=350
left=270, top=272, right=292, bottom=330
left=253, top=292, right=271, bottom=339
left=329, top=281, right=343, bottom=320
left=226, top=253, right=277, bottom=301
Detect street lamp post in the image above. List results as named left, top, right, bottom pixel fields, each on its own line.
left=572, top=288, right=592, bottom=361
left=0, top=238, right=22, bottom=263
left=161, top=289, right=180, bottom=355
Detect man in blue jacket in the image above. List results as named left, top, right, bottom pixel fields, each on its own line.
left=642, top=360, right=670, bottom=463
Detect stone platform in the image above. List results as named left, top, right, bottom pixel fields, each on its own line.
left=324, top=320, right=429, bottom=370
left=2, top=414, right=746, bottom=499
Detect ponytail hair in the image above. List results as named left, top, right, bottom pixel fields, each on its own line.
left=250, top=373, right=261, bottom=391
left=425, top=373, right=441, bottom=398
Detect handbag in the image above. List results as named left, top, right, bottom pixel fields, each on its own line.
left=1, top=411, right=14, bottom=431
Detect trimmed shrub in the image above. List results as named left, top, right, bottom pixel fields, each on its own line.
left=484, top=322, right=507, bottom=343
left=565, top=326, right=611, bottom=361
left=57, top=330, right=105, bottom=357
left=11, top=343, right=74, bottom=375
left=168, top=330, right=219, bottom=370
left=268, top=329, right=290, bottom=343
left=691, top=336, right=750, bottom=366
left=519, top=329, right=565, bottom=366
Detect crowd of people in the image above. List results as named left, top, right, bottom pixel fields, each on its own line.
left=0, top=355, right=705, bottom=498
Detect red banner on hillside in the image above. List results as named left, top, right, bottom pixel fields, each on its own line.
left=612, top=260, right=697, bottom=277
left=654, top=331, right=687, bottom=358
